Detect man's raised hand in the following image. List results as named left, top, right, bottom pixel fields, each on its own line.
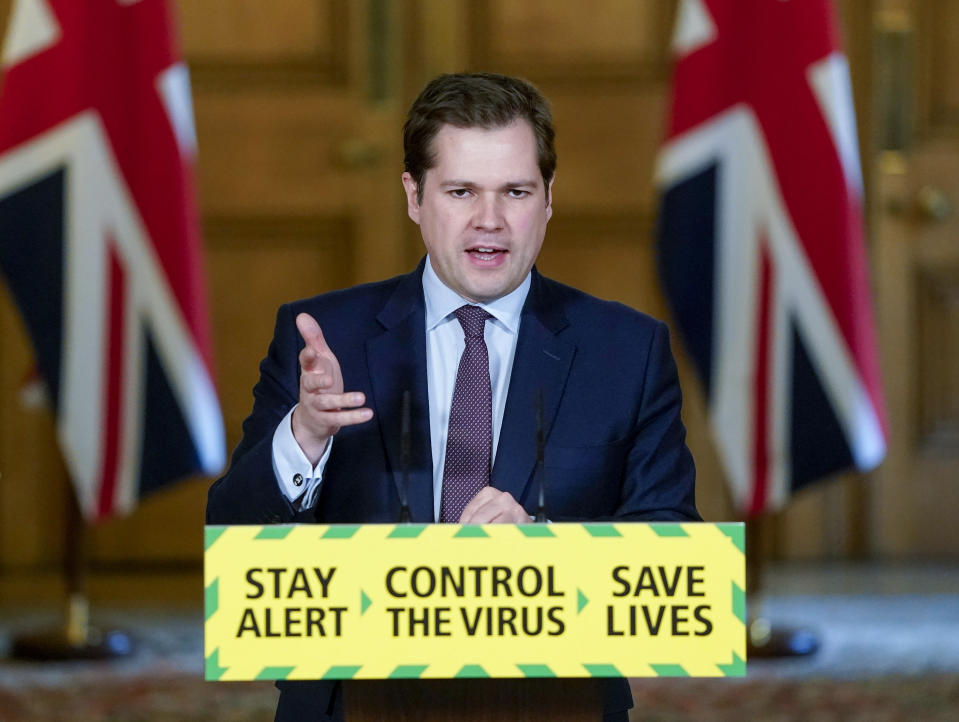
left=290, top=313, right=373, bottom=465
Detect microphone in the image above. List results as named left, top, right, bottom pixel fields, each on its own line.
left=534, top=389, right=547, bottom=523
left=398, top=389, right=412, bottom=523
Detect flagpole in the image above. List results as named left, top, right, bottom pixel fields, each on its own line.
left=745, top=512, right=819, bottom=658
left=9, top=466, right=132, bottom=660
left=63, top=477, right=89, bottom=647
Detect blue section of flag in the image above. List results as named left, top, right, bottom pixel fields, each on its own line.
left=657, top=164, right=717, bottom=397
left=789, top=323, right=854, bottom=491
left=0, top=171, right=66, bottom=408
left=139, top=330, right=202, bottom=496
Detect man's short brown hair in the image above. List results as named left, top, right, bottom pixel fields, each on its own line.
left=403, top=73, right=556, bottom=203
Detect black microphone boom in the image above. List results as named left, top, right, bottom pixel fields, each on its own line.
left=534, top=389, right=547, bottom=523
left=398, top=389, right=412, bottom=523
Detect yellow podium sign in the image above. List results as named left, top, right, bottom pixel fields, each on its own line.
left=204, top=522, right=745, bottom=681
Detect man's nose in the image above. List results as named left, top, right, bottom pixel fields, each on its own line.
left=473, top=194, right=504, bottom=231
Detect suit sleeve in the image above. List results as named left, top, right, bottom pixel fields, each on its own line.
left=206, top=303, right=308, bottom=524
left=617, top=321, right=700, bottom=521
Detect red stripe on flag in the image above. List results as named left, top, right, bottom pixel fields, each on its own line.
left=97, top=246, right=127, bottom=519
left=749, top=241, right=774, bottom=516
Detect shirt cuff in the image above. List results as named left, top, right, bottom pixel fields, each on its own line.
left=272, top=405, right=332, bottom=509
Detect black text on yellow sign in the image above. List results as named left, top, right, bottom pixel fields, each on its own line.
left=204, top=523, right=747, bottom=680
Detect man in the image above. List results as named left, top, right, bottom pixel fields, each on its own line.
left=208, top=73, right=699, bottom=721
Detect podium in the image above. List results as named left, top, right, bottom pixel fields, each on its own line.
left=204, top=521, right=746, bottom=715
left=346, top=679, right=602, bottom=721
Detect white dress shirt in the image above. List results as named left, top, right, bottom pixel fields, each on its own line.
left=272, top=256, right=530, bottom=519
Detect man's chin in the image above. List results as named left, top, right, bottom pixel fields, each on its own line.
left=466, top=288, right=516, bottom=304
left=454, top=273, right=503, bottom=303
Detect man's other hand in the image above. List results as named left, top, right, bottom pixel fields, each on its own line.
left=291, top=313, right=373, bottom=465
left=459, top=487, right=530, bottom=524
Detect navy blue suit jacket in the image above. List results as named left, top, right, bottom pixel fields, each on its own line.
left=207, top=260, right=699, bottom=719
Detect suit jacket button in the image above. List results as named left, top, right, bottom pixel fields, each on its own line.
left=293, top=473, right=304, bottom=487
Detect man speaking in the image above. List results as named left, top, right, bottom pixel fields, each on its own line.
left=208, top=72, right=699, bottom=721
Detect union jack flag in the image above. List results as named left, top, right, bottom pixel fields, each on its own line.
left=0, top=0, right=225, bottom=521
left=656, top=0, right=887, bottom=516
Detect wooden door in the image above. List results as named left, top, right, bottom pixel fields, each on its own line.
left=872, top=0, right=959, bottom=556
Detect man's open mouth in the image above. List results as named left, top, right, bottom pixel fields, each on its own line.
left=467, top=247, right=507, bottom=258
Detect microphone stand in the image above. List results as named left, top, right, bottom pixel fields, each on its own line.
left=398, top=389, right=412, bottom=523
left=534, top=390, right=547, bottom=523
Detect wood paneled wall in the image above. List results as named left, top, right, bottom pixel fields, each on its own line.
left=1, top=0, right=955, bottom=594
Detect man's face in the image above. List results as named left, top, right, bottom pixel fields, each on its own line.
left=402, top=120, right=553, bottom=303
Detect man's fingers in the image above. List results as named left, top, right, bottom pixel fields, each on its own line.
left=300, top=369, right=334, bottom=394
left=299, top=386, right=373, bottom=433
left=301, top=391, right=367, bottom=411
left=309, top=407, right=374, bottom=428
left=459, top=488, right=527, bottom=524
left=299, top=344, right=336, bottom=378
left=296, top=313, right=330, bottom=354
left=299, top=344, right=322, bottom=374
left=458, top=487, right=496, bottom=522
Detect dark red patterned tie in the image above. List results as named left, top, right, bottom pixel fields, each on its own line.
left=440, top=305, right=493, bottom=522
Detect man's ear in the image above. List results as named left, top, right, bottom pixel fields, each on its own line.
left=545, top=175, right=555, bottom=221
left=401, top=172, right=421, bottom=224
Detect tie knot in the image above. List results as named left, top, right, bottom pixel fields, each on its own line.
left=454, top=304, right=491, bottom=339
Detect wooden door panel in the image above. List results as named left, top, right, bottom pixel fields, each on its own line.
left=872, top=0, right=959, bottom=556
left=549, top=89, right=668, bottom=213
left=470, top=0, right=672, bottom=79
left=917, top=267, right=959, bottom=448
left=876, top=143, right=959, bottom=555
left=178, top=0, right=349, bottom=88
left=179, top=0, right=337, bottom=61
left=916, top=0, right=959, bottom=123
left=194, top=91, right=359, bottom=215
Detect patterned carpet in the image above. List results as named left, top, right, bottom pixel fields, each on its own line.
left=1, top=563, right=957, bottom=721
left=0, top=675, right=957, bottom=721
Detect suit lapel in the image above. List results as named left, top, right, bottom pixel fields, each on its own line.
left=491, top=271, right=574, bottom=507
left=366, top=264, right=434, bottom=523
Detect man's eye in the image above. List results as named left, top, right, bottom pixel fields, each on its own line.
left=450, top=188, right=471, bottom=198
left=507, top=189, right=529, bottom=198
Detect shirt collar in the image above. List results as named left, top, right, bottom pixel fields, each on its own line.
left=423, top=255, right=530, bottom=334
